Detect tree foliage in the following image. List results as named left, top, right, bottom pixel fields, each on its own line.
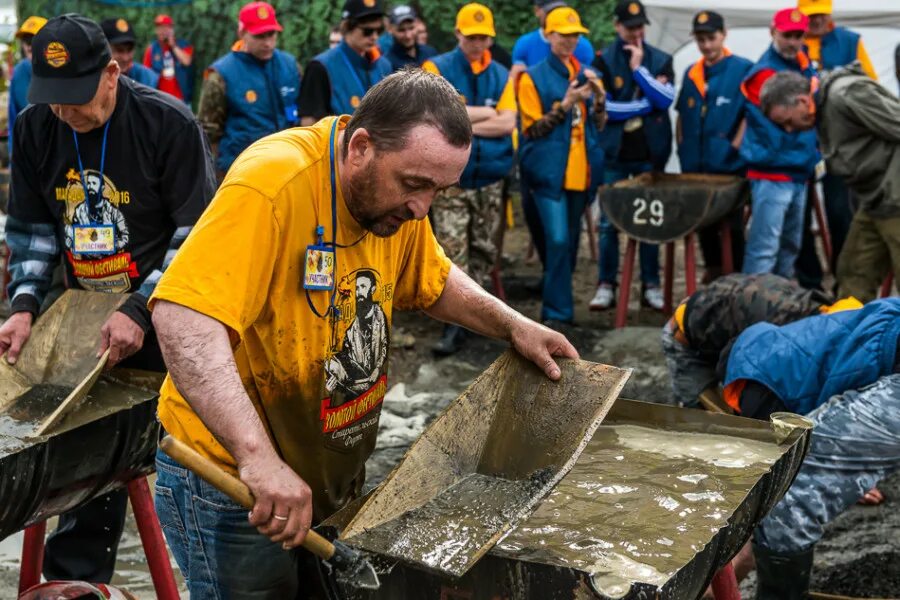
left=16, top=0, right=617, bottom=100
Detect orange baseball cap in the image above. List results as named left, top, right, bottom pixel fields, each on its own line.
left=456, top=3, right=496, bottom=37
left=545, top=6, right=589, bottom=35
left=154, top=14, right=174, bottom=26
left=798, top=0, right=832, bottom=16
left=772, top=8, right=808, bottom=32
left=16, top=15, right=47, bottom=39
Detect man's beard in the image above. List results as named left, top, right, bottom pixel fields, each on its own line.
left=357, top=296, right=375, bottom=317
left=775, top=45, right=797, bottom=60
left=346, top=161, right=414, bottom=237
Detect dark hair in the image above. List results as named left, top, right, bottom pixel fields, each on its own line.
left=343, top=68, right=472, bottom=156
left=760, top=71, right=811, bottom=115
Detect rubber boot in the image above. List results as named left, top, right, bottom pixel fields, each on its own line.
left=753, top=542, right=814, bottom=600
left=431, top=325, right=466, bottom=357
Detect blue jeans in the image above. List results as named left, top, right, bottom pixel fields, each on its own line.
left=598, top=162, right=660, bottom=286
left=154, top=449, right=300, bottom=599
left=756, top=374, right=900, bottom=553
left=743, top=179, right=807, bottom=277
left=534, top=188, right=588, bottom=321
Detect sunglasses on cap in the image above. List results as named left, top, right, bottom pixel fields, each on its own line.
left=360, top=25, right=384, bottom=37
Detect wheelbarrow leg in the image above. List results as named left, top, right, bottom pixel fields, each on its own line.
left=584, top=207, right=598, bottom=262
left=18, top=521, right=46, bottom=594
left=684, top=232, right=697, bottom=296
left=720, top=220, right=734, bottom=275
left=663, top=241, right=675, bottom=315
left=711, top=562, right=741, bottom=600
left=127, top=477, right=180, bottom=600
left=615, top=238, right=637, bottom=329
left=880, top=273, right=894, bottom=299
left=490, top=266, right=506, bottom=302
left=811, top=185, right=832, bottom=268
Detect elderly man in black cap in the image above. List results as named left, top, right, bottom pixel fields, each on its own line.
left=298, top=0, right=392, bottom=124
left=0, top=13, right=215, bottom=583
left=384, top=4, right=437, bottom=71
left=100, top=18, right=159, bottom=87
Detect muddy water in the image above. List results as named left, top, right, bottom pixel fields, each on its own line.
left=497, top=424, right=784, bottom=596
left=346, top=471, right=550, bottom=576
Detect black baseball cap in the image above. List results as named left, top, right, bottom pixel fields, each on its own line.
left=29, top=14, right=112, bottom=105
left=100, top=17, right=136, bottom=45
left=342, top=0, right=384, bottom=21
left=692, top=10, right=724, bottom=34
left=614, top=0, right=650, bottom=27
left=389, top=5, right=417, bottom=25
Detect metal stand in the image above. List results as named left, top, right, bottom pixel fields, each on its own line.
left=17, top=476, right=178, bottom=599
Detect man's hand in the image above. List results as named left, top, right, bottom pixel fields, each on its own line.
left=99, top=311, right=145, bottom=367
left=0, top=311, right=33, bottom=365
left=625, top=41, right=644, bottom=72
left=561, top=80, right=594, bottom=111
left=509, top=320, right=579, bottom=380
left=240, top=453, right=314, bottom=549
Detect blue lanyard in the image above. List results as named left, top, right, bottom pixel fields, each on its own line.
left=71, top=121, right=111, bottom=225
left=306, top=118, right=341, bottom=322
left=339, top=47, right=368, bottom=97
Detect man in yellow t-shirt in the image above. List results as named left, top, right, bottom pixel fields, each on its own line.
left=422, top=3, right=517, bottom=355
left=149, top=69, right=578, bottom=598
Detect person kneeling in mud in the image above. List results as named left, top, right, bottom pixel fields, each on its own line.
left=719, top=298, right=900, bottom=599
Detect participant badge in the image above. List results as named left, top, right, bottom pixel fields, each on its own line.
left=72, top=225, right=116, bottom=255
left=304, top=244, right=336, bottom=290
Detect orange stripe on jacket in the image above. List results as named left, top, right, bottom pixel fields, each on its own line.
left=687, top=48, right=733, bottom=99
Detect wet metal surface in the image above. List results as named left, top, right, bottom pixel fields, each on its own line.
left=496, top=423, right=783, bottom=597
left=346, top=470, right=551, bottom=576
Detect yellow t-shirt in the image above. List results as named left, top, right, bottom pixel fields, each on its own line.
left=150, top=116, right=451, bottom=519
left=517, top=62, right=589, bottom=192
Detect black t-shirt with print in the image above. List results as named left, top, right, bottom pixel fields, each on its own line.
left=10, top=77, right=215, bottom=327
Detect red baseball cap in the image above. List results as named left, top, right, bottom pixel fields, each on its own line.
left=154, top=14, right=173, bottom=26
left=239, top=2, right=283, bottom=35
left=772, top=8, right=808, bottom=33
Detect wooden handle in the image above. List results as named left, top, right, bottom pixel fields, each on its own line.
left=158, top=436, right=335, bottom=560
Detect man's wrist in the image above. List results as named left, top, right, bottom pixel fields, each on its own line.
left=9, top=294, right=39, bottom=320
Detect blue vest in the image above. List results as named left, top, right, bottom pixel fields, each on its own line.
left=725, top=298, right=900, bottom=415
left=124, top=63, right=160, bottom=88
left=597, top=38, right=672, bottom=170
left=677, top=54, right=752, bottom=174
left=147, top=39, right=195, bottom=103
left=212, top=49, right=300, bottom=172
left=739, top=46, right=819, bottom=181
left=430, top=49, right=514, bottom=189
left=813, top=27, right=860, bottom=70
left=519, top=55, right=605, bottom=196
left=8, top=59, right=31, bottom=157
left=314, top=42, right=392, bottom=115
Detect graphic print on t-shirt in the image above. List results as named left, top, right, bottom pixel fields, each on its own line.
left=321, top=268, right=391, bottom=452
left=57, top=167, right=138, bottom=293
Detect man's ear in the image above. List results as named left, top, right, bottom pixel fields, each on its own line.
left=346, top=128, right=372, bottom=166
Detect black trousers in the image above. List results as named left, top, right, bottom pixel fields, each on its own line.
left=796, top=173, right=854, bottom=291
left=42, top=330, right=165, bottom=582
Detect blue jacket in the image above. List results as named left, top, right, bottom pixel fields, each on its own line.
left=430, top=48, right=513, bottom=189
left=124, top=63, right=160, bottom=88
left=597, top=37, right=673, bottom=170
left=8, top=59, right=31, bottom=157
left=146, top=38, right=195, bottom=104
left=511, top=28, right=594, bottom=68
left=211, top=48, right=300, bottom=172
left=725, top=298, right=900, bottom=415
left=811, top=27, right=860, bottom=70
left=314, top=41, right=391, bottom=115
left=677, top=54, right=753, bottom=174
left=739, top=46, right=819, bottom=181
left=519, top=54, right=605, bottom=196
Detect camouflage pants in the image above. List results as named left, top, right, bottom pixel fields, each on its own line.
left=660, top=321, right=716, bottom=407
left=756, top=373, right=900, bottom=553
left=430, top=181, right=503, bottom=286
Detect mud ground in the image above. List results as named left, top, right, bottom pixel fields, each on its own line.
left=1, top=203, right=897, bottom=598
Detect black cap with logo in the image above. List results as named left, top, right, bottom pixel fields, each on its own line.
left=614, top=0, right=650, bottom=27
left=100, top=17, right=136, bottom=45
left=29, top=14, right=111, bottom=105
left=692, top=10, right=725, bottom=34
left=535, top=0, right=567, bottom=10
left=389, top=5, right=417, bottom=25
left=342, top=0, right=385, bottom=21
